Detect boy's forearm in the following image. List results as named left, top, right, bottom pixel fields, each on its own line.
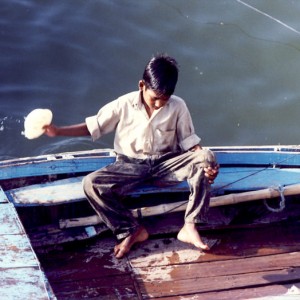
left=57, top=123, right=90, bottom=136
left=44, top=123, right=90, bottom=137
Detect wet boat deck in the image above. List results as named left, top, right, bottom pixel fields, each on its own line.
left=35, top=211, right=300, bottom=300
left=0, top=187, right=53, bottom=300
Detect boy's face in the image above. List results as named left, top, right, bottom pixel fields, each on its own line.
left=139, top=80, right=170, bottom=110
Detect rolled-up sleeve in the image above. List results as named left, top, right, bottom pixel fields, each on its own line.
left=180, top=134, right=201, bottom=151
left=85, top=99, right=120, bottom=141
left=85, top=115, right=101, bottom=141
left=175, top=100, right=201, bottom=151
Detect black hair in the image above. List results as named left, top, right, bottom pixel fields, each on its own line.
left=142, top=54, right=179, bottom=96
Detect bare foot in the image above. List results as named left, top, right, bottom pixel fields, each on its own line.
left=177, top=223, right=210, bottom=250
left=114, top=226, right=149, bottom=259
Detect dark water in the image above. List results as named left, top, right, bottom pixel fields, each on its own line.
left=2, top=0, right=300, bottom=160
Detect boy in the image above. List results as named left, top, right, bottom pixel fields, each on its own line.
left=44, top=54, right=219, bottom=258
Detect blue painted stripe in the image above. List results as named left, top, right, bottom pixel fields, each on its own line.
left=2, top=149, right=300, bottom=182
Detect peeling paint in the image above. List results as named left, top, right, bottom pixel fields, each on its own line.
left=246, top=284, right=300, bottom=299
left=85, top=237, right=129, bottom=272
left=129, top=237, right=217, bottom=268
left=0, top=199, right=52, bottom=299
left=129, top=238, right=216, bottom=283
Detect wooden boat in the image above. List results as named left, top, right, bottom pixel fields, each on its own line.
left=1, top=145, right=300, bottom=247
left=2, top=145, right=300, bottom=299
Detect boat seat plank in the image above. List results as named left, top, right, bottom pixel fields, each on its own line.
left=7, top=176, right=190, bottom=206
left=7, top=166, right=300, bottom=206
left=8, top=177, right=86, bottom=206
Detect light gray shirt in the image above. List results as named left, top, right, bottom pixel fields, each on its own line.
left=86, top=91, right=201, bottom=159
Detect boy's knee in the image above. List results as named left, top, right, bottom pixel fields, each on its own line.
left=194, top=149, right=217, bottom=167
left=82, top=172, right=95, bottom=192
left=203, top=149, right=217, bottom=164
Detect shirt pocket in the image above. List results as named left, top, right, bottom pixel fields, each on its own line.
left=155, top=128, right=176, bottom=151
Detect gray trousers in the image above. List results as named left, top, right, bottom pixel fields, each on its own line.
left=83, top=149, right=217, bottom=240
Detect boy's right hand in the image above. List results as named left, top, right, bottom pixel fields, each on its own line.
left=43, top=124, right=58, bottom=137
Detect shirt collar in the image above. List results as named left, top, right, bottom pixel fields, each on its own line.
left=132, top=91, right=174, bottom=109
left=131, top=91, right=143, bottom=110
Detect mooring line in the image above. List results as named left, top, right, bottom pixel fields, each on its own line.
left=212, top=144, right=300, bottom=193
left=236, top=0, right=300, bottom=36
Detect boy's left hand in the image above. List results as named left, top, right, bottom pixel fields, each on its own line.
left=204, top=165, right=219, bottom=184
left=191, top=145, right=219, bottom=184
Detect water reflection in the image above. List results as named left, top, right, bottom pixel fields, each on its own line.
left=1, top=0, right=300, bottom=159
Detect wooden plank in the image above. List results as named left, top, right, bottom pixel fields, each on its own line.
left=0, top=151, right=115, bottom=180
left=136, top=266, right=300, bottom=298
left=59, top=182, right=300, bottom=229
left=128, top=229, right=300, bottom=268
left=59, top=203, right=232, bottom=230
left=2, top=147, right=300, bottom=183
left=8, top=176, right=86, bottom=206
left=0, top=201, right=53, bottom=299
left=0, top=186, right=8, bottom=203
left=128, top=220, right=300, bottom=298
left=0, top=234, right=39, bottom=268
left=216, top=151, right=300, bottom=167
left=27, top=223, right=109, bottom=247
left=132, top=251, right=300, bottom=283
left=0, top=267, right=50, bottom=300
left=7, top=166, right=300, bottom=206
left=0, top=149, right=114, bottom=166
left=37, top=236, right=141, bottom=299
left=128, top=237, right=215, bottom=268
left=157, top=283, right=300, bottom=300
left=210, top=145, right=300, bottom=152
left=37, top=237, right=132, bottom=282
left=37, top=219, right=300, bottom=299
left=7, top=176, right=189, bottom=206
left=248, top=286, right=300, bottom=300
left=2, top=146, right=300, bottom=186
left=0, top=203, right=25, bottom=234
left=214, top=167, right=300, bottom=192
left=50, top=276, right=139, bottom=300
left=7, top=176, right=188, bottom=206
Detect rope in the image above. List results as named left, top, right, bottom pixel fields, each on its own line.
left=212, top=145, right=300, bottom=194
left=263, top=185, right=286, bottom=213
left=236, top=0, right=300, bottom=36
